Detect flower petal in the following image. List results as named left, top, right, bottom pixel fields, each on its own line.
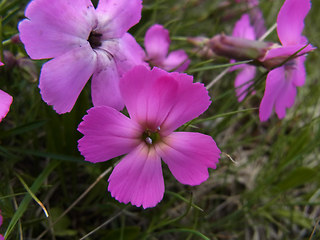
left=19, top=0, right=96, bottom=59
left=39, top=44, right=96, bottom=114
left=144, top=24, right=170, bottom=63
left=232, top=14, right=256, bottom=40
left=0, top=90, right=13, bottom=122
left=120, top=66, right=178, bottom=129
left=96, top=0, right=142, bottom=39
left=250, top=7, right=266, bottom=39
left=104, top=33, right=147, bottom=77
left=274, top=80, right=296, bottom=120
left=156, top=132, right=220, bottom=185
left=259, top=68, right=284, bottom=121
left=259, top=66, right=296, bottom=121
left=120, top=66, right=210, bottom=134
left=78, top=106, right=142, bottom=163
left=277, top=0, right=311, bottom=45
left=234, top=65, right=256, bottom=102
left=292, top=55, right=306, bottom=87
left=160, top=72, right=211, bottom=135
left=162, top=50, right=190, bottom=72
left=264, top=44, right=313, bottom=62
left=91, top=51, right=124, bottom=111
left=108, top=144, right=164, bottom=208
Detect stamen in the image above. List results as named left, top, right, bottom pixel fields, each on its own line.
left=142, top=127, right=161, bottom=145
left=145, top=137, right=153, bottom=145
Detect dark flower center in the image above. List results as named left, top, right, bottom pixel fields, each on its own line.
left=142, top=128, right=161, bottom=145
left=88, top=31, right=102, bottom=49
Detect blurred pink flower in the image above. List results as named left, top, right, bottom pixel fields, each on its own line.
left=234, top=0, right=258, bottom=7
left=19, top=0, right=145, bottom=114
left=229, top=14, right=257, bottom=101
left=78, top=66, right=220, bottom=208
left=0, top=62, right=13, bottom=122
left=0, top=90, right=12, bottom=122
left=144, top=24, right=190, bottom=72
left=0, top=209, right=3, bottom=240
left=259, top=0, right=314, bottom=121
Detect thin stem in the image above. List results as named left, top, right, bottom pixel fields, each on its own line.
left=309, top=218, right=320, bottom=240
left=258, top=23, right=277, bottom=41
left=79, top=210, right=124, bottom=240
left=171, top=36, right=188, bottom=41
left=206, top=67, right=230, bottom=90
left=36, top=166, right=113, bottom=240
left=2, top=39, right=11, bottom=46
left=9, top=184, right=23, bottom=240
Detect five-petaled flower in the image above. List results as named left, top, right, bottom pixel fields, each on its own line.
left=0, top=62, right=13, bottom=123
left=78, top=66, right=221, bottom=208
left=19, top=0, right=146, bottom=114
left=259, top=0, right=314, bottom=121
left=229, top=14, right=257, bottom=102
left=144, top=24, right=190, bottom=72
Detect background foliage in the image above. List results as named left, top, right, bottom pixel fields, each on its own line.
left=0, top=0, right=319, bottom=239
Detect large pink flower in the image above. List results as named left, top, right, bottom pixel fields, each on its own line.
left=0, top=62, right=13, bottom=122
left=18, top=0, right=146, bottom=114
left=78, top=66, right=220, bottom=208
left=229, top=14, right=257, bottom=102
left=144, top=24, right=190, bottom=72
left=259, top=0, right=313, bottom=121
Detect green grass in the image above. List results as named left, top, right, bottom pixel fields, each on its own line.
left=1, top=0, right=320, bottom=239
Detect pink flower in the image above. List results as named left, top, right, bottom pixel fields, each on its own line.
left=144, top=24, right=190, bottom=72
left=0, top=62, right=13, bottom=122
left=0, top=209, right=3, bottom=240
left=18, top=0, right=146, bottom=114
left=229, top=14, right=257, bottom=101
left=259, top=0, right=314, bottom=121
left=0, top=90, right=12, bottom=122
left=78, top=66, right=220, bottom=208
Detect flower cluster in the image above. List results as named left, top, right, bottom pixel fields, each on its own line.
left=7, top=0, right=313, bottom=209
left=17, top=0, right=218, bottom=208
left=200, top=0, right=314, bottom=121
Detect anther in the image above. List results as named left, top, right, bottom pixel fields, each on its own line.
left=145, top=137, right=153, bottom=145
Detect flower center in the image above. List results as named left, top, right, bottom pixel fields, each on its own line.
left=88, top=31, right=102, bottom=49
left=142, top=127, right=161, bottom=145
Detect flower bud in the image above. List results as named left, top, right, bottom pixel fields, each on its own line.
left=208, top=34, right=273, bottom=61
